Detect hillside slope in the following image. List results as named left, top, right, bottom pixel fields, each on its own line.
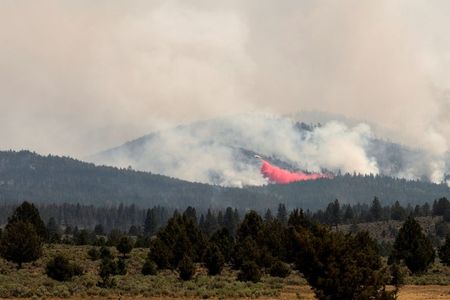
left=0, top=150, right=275, bottom=208
left=88, top=114, right=443, bottom=187
left=1, top=150, right=450, bottom=210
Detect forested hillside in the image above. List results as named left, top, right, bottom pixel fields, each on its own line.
left=0, top=150, right=449, bottom=210
left=0, top=150, right=275, bottom=208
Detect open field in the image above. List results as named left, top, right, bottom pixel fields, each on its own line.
left=0, top=244, right=449, bottom=299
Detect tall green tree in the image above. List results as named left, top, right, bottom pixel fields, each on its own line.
left=0, top=221, right=43, bottom=268
left=277, top=204, right=288, bottom=225
left=370, top=197, right=383, bottom=221
left=390, top=216, right=435, bottom=273
left=290, top=224, right=394, bottom=300
left=143, top=208, right=158, bottom=237
left=439, top=234, right=450, bottom=266
left=7, top=201, right=47, bottom=240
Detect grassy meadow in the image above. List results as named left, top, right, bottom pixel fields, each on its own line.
left=0, top=244, right=449, bottom=299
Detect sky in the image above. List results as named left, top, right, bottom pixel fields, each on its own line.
left=1, top=0, right=450, bottom=159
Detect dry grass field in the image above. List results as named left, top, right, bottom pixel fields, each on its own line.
left=0, top=244, right=449, bottom=299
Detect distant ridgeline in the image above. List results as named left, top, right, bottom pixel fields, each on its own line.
left=0, top=150, right=449, bottom=210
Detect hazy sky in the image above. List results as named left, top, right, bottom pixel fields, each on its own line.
left=1, top=0, right=450, bottom=158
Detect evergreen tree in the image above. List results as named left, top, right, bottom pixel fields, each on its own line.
left=107, top=229, right=123, bottom=247
left=141, top=258, right=157, bottom=275
left=291, top=226, right=394, bottom=300
left=98, top=257, right=118, bottom=288
left=237, top=260, right=261, bottom=283
left=370, top=197, right=382, bottom=221
left=7, top=201, right=47, bottom=240
left=0, top=221, right=43, bottom=268
left=422, top=202, right=430, bottom=216
left=204, top=244, right=225, bottom=275
left=94, top=224, right=105, bottom=235
left=178, top=255, right=195, bottom=281
left=390, top=216, right=435, bottom=273
left=210, top=228, right=234, bottom=263
left=439, top=235, right=450, bottom=266
left=201, top=209, right=219, bottom=236
left=143, top=208, right=158, bottom=237
left=46, top=255, right=83, bottom=281
left=223, top=207, right=237, bottom=235
left=264, top=208, right=273, bottom=222
left=277, top=204, right=288, bottom=225
left=183, top=206, right=197, bottom=224
left=432, top=197, right=450, bottom=216
left=325, top=199, right=340, bottom=227
left=391, top=201, right=406, bottom=221
left=343, top=205, right=354, bottom=223
left=47, top=217, right=61, bottom=243
left=116, top=236, right=133, bottom=258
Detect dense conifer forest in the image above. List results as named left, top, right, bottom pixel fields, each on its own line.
left=1, top=150, right=449, bottom=210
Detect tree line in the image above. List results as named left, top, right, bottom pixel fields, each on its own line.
left=1, top=197, right=449, bottom=241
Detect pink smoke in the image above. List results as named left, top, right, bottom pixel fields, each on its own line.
left=260, top=160, right=332, bottom=184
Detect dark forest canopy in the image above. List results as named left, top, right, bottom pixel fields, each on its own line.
left=0, top=150, right=449, bottom=211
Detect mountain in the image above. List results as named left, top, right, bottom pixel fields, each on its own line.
left=88, top=114, right=446, bottom=186
left=1, top=150, right=449, bottom=210
left=0, top=150, right=275, bottom=208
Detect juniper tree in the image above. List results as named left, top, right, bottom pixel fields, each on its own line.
left=390, top=216, right=435, bottom=273
left=0, top=221, right=42, bottom=268
left=439, top=235, right=450, bottom=266
left=7, top=201, right=47, bottom=240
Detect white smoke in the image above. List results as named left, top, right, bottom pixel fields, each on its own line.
left=90, top=115, right=383, bottom=186
left=1, top=1, right=450, bottom=185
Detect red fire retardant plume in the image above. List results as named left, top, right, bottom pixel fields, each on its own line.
left=260, top=160, right=332, bottom=184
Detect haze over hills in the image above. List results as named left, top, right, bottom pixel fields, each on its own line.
left=88, top=114, right=448, bottom=187
left=1, top=150, right=449, bottom=210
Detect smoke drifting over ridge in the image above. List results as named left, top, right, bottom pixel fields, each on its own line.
left=1, top=1, right=450, bottom=184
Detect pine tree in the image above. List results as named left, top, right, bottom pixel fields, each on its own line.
left=94, top=224, right=105, bottom=235
left=439, top=235, right=450, bottom=266
left=7, top=201, right=47, bottom=240
left=0, top=220, right=43, bottom=268
left=370, top=197, right=382, bottom=221
left=143, top=208, right=158, bottom=237
left=47, top=217, right=61, bottom=243
left=390, top=216, right=435, bottom=273
left=204, top=244, right=225, bottom=275
left=391, top=201, right=406, bottom=221
left=264, top=208, right=274, bottom=222
left=178, top=255, right=195, bottom=281
left=277, top=204, right=288, bottom=225
left=116, top=236, right=133, bottom=258
left=343, top=205, right=354, bottom=223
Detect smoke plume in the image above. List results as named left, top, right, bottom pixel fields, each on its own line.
left=1, top=1, right=450, bottom=184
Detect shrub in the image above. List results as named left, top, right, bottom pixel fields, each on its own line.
left=142, top=259, right=157, bottom=275
left=204, top=244, right=225, bottom=275
left=237, top=260, right=261, bottom=283
left=269, top=260, right=290, bottom=278
left=389, top=263, right=405, bottom=288
left=116, top=236, right=133, bottom=258
left=100, top=246, right=112, bottom=259
left=98, top=257, right=118, bottom=288
left=117, top=258, right=127, bottom=275
left=87, top=247, right=101, bottom=261
left=46, top=255, right=83, bottom=281
left=178, top=255, right=195, bottom=281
